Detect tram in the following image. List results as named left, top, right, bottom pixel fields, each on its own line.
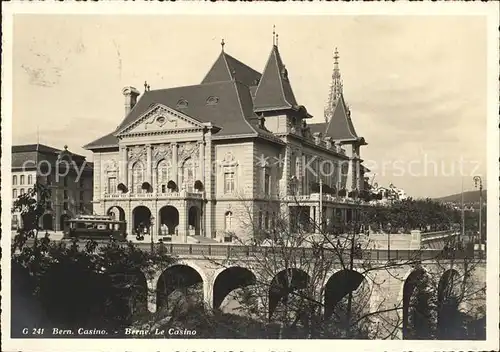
left=63, top=215, right=127, bottom=241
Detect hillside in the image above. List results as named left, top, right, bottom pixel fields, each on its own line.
left=435, top=190, right=487, bottom=204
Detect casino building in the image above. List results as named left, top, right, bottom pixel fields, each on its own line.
left=84, top=37, right=370, bottom=243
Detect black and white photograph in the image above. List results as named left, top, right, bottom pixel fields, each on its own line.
left=2, top=3, right=499, bottom=352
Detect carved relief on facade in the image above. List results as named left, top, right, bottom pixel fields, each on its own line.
left=152, top=144, right=172, bottom=163
left=128, top=145, right=147, bottom=163
left=178, top=142, right=198, bottom=163
left=104, top=159, right=118, bottom=172
left=221, top=151, right=238, bottom=166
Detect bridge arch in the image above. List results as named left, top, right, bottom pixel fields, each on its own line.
left=155, top=263, right=206, bottom=312
left=437, top=269, right=462, bottom=339
left=401, top=266, right=435, bottom=339
left=324, top=269, right=368, bottom=320
left=268, top=268, right=310, bottom=320
left=212, top=266, right=257, bottom=310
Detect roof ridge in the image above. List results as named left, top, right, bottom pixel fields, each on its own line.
left=231, top=80, right=258, bottom=135
left=272, top=46, right=293, bottom=108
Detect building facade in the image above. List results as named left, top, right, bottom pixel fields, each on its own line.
left=85, top=40, right=369, bottom=243
left=11, top=144, right=94, bottom=231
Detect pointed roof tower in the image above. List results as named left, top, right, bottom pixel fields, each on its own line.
left=202, top=39, right=262, bottom=87
left=324, top=48, right=343, bottom=123
left=253, top=38, right=298, bottom=112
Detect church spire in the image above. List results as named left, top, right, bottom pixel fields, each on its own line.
left=324, top=47, right=343, bottom=123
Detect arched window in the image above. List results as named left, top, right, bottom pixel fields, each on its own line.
left=225, top=211, right=233, bottom=231
left=28, top=175, right=33, bottom=185
left=157, top=160, right=171, bottom=193
left=20, top=175, right=25, bottom=185
left=13, top=175, right=17, bottom=185
left=132, top=162, right=144, bottom=194
left=181, top=158, right=195, bottom=191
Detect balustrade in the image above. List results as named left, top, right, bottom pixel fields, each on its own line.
left=102, top=190, right=204, bottom=200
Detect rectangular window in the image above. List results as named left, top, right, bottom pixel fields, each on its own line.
left=20, top=175, right=25, bottom=184
left=264, top=211, right=269, bottom=229
left=80, top=178, right=85, bottom=188
left=13, top=189, right=17, bottom=198
left=64, top=202, right=68, bottom=211
left=79, top=191, right=84, bottom=201
left=264, top=170, right=270, bottom=195
left=13, top=175, right=17, bottom=185
left=161, top=185, right=166, bottom=193
left=258, top=211, right=263, bottom=229
left=108, top=177, right=117, bottom=194
left=47, top=201, right=52, bottom=209
left=224, top=172, right=235, bottom=194
left=63, top=177, right=68, bottom=187
left=64, top=190, right=68, bottom=199
left=28, top=175, right=33, bottom=185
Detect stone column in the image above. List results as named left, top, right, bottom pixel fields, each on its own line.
left=297, top=150, right=303, bottom=195
left=146, top=144, right=152, bottom=185
left=127, top=204, right=134, bottom=236
left=120, top=146, right=128, bottom=188
left=172, top=143, right=178, bottom=187
left=204, top=125, right=213, bottom=238
left=198, top=140, right=205, bottom=183
left=278, top=146, right=291, bottom=197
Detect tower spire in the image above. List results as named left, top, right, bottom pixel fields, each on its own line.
left=273, top=25, right=276, bottom=46
left=324, top=47, right=343, bottom=123
left=221, top=38, right=225, bottom=52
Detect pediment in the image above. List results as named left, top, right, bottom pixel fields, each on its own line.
left=117, top=104, right=203, bottom=136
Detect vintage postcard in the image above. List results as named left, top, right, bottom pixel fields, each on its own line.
left=1, top=2, right=499, bottom=352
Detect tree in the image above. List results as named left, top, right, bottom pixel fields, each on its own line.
left=11, top=183, right=175, bottom=337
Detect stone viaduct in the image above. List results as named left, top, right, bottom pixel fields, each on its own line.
left=127, top=243, right=486, bottom=339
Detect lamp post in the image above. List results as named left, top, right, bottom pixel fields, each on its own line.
left=319, top=178, right=323, bottom=233
left=150, top=215, right=155, bottom=252
left=387, top=222, right=392, bottom=260
left=473, top=176, right=483, bottom=248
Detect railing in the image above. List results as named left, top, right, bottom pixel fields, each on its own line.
left=103, top=190, right=204, bottom=200
left=24, top=238, right=486, bottom=261
left=284, top=194, right=372, bottom=205
left=84, top=241, right=484, bottom=261
left=420, top=230, right=455, bottom=240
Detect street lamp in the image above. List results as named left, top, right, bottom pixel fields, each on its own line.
left=387, top=222, right=392, bottom=260
left=473, top=176, right=483, bottom=248
left=150, top=215, right=155, bottom=252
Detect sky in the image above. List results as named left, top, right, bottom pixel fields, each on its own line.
left=12, top=15, right=488, bottom=198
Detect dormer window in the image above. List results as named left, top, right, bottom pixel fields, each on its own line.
left=176, top=99, right=188, bottom=109
left=206, top=96, right=219, bottom=106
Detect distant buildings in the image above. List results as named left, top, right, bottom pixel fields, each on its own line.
left=369, top=182, right=408, bottom=203
left=11, top=144, right=93, bottom=231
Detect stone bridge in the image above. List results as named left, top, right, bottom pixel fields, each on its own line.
left=128, top=243, right=485, bottom=339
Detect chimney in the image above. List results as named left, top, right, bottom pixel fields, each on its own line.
left=122, top=86, right=140, bottom=116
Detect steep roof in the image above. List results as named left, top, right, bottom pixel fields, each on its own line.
left=12, top=144, right=61, bottom=154
left=253, top=45, right=298, bottom=112
left=308, top=122, right=327, bottom=136
left=324, top=94, right=359, bottom=142
left=201, top=51, right=262, bottom=87
left=84, top=80, right=271, bottom=150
